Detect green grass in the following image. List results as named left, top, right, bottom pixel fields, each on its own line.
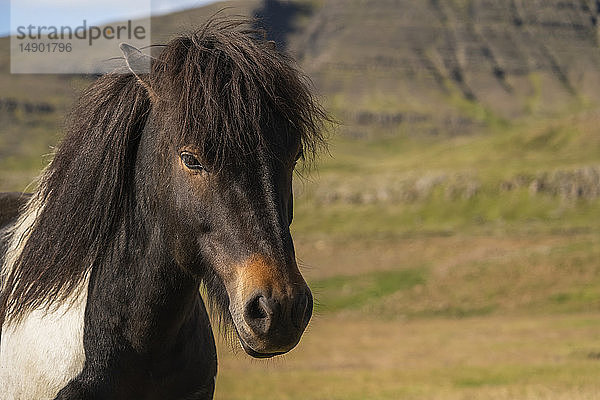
left=311, top=268, right=427, bottom=312
left=287, top=106, right=600, bottom=242
left=319, top=110, right=600, bottom=176
left=293, top=231, right=600, bottom=319
left=292, top=193, right=600, bottom=239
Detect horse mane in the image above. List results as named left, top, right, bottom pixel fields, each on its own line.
left=1, top=74, right=150, bottom=323
left=1, top=17, right=329, bottom=324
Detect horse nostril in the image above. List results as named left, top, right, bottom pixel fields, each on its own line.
left=292, top=290, right=313, bottom=329
left=248, top=296, right=269, bottom=319
left=243, top=290, right=312, bottom=338
left=244, top=294, right=274, bottom=335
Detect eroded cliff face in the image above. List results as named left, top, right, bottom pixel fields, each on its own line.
left=272, top=0, right=600, bottom=136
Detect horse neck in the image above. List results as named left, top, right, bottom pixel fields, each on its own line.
left=87, top=214, right=202, bottom=352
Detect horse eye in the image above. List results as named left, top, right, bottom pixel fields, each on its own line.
left=180, top=152, right=204, bottom=170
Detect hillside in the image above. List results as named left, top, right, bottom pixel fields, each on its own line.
left=3, top=0, right=600, bottom=129
left=285, top=0, right=600, bottom=136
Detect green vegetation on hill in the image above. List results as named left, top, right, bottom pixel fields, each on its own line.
left=292, top=107, right=600, bottom=239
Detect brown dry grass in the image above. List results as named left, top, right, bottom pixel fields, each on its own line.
left=212, top=233, right=600, bottom=399
left=296, top=233, right=600, bottom=316
left=215, top=313, right=600, bottom=399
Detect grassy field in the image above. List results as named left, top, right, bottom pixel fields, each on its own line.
left=213, top=232, right=600, bottom=399
left=216, top=313, right=600, bottom=399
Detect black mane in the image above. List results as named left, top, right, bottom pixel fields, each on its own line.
left=1, top=17, right=328, bottom=323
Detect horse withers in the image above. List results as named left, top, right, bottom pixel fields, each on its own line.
left=0, top=18, right=328, bottom=399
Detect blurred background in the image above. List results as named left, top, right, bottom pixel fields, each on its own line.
left=2, top=0, right=600, bottom=398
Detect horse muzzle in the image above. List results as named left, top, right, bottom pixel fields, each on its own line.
left=222, top=254, right=313, bottom=358
left=231, top=286, right=312, bottom=358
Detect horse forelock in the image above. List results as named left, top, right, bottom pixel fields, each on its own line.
left=149, top=16, right=330, bottom=170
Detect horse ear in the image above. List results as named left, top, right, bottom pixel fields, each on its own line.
left=119, top=43, right=154, bottom=95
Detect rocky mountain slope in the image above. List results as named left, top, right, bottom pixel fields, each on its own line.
left=282, top=0, right=600, bottom=136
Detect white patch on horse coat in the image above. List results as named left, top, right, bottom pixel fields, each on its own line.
left=0, top=196, right=88, bottom=399
left=0, top=286, right=88, bottom=399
